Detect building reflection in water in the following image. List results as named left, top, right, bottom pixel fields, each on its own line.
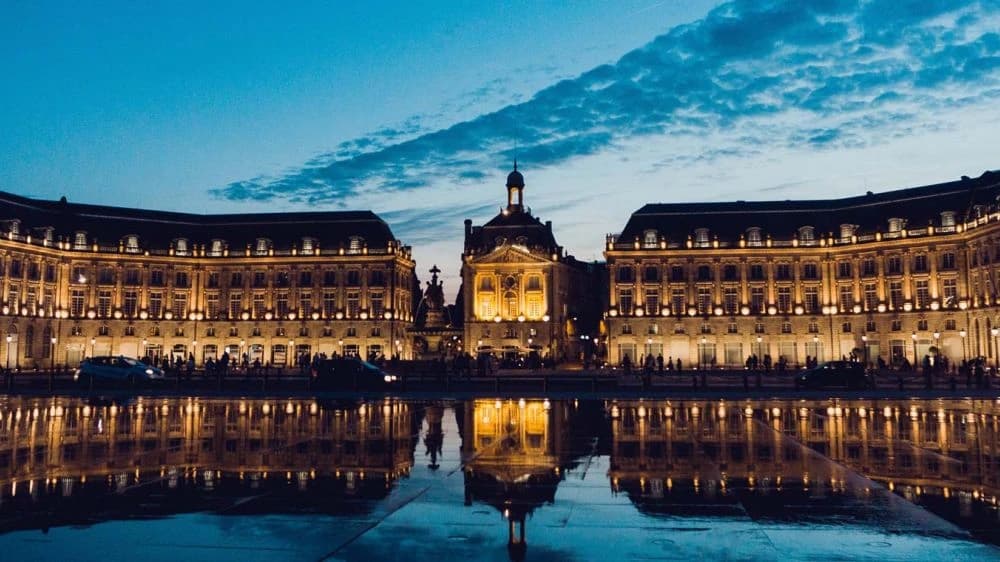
left=0, top=395, right=998, bottom=554
left=0, top=396, right=415, bottom=531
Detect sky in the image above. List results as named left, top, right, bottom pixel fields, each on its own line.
left=3, top=1, right=1000, bottom=299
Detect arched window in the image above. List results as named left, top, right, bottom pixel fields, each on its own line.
left=478, top=276, right=494, bottom=291
left=301, top=237, right=315, bottom=254
left=124, top=235, right=140, bottom=253
left=888, top=218, right=904, bottom=233
left=839, top=224, right=855, bottom=241
left=940, top=211, right=956, bottom=227
left=209, top=239, right=225, bottom=256
left=74, top=231, right=88, bottom=250
left=643, top=230, right=658, bottom=248
left=694, top=228, right=710, bottom=247
left=255, top=238, right=271, bottom=256
left=746, top=227, right=762, bottom=247
left=798, top=226, right=815, bottom=244
left=175, top=238, right=190, bottom=255
left=504, top=291, right=518, bottom=318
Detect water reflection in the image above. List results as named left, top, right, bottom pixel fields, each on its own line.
left=0, top=395, right=998, bottom=557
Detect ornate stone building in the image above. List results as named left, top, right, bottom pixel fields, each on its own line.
left=461, top=166, right=600, bottom=363
left=605, top=170, right=1000, bottom=368
left=0, top=192, right=417, bottom=369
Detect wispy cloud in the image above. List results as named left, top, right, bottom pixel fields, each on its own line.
left=212, top=0, right=1000, bottom=207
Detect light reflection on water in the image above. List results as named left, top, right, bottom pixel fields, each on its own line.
left=0, top=395, right=998, bottom=559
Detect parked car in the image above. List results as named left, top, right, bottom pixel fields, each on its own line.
left=795, top=360, right=874, bottom=390
left=311, top=357, right=396, bottom=390
left=75, top=356, right=166, bottom=384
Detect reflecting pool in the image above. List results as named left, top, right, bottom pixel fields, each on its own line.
left=0, top=395, right=998, bottom=561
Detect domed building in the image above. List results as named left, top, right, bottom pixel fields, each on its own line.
left=461, top=165, right=603, bottom=365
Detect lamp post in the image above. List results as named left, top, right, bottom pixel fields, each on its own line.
left=812, top=334, right=819, bottom=364
left=756, top=335, right=763, bottom=360
left=289, top=339, right=295, bottom=368
left=240, top=339, right=246, bottom=365
left=89, top=337, right=96, bottom=358
left=5, top=334, right=11, bottom=370
left=992, top=327, right=999, bottom=371
left=142, top=338, right=148, bottom=360
left=338, top=339, right=344, bottom=357
left=50, top=336, right=57, bottom=371
left=861, top=334, right=868, bottom=367
left=911, top=331, right=918, bottom=370
left=960, top=329, right=968, bottom=363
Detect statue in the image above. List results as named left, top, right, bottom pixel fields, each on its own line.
left=424, top=265, right=447, bottom=329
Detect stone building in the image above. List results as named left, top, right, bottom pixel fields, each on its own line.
left=0, top=191, right=417, bottom=369
left=605, top=170, right=1000, bottom=368
left=461, top=166, right=600, bottom=364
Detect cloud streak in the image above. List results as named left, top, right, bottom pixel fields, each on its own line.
left=212, top=0, right=1000, bottom=206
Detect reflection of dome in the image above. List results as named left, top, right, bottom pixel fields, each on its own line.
left=506, top=168, right=524, bottom=188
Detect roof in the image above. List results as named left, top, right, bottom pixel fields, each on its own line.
left=0, top=190, right=397, bottom=251
left=465, top=210, right=559, bottom=254
left=618, top=170, right=1000, bottom=243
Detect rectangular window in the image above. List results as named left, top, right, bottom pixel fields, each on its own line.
left=802, top=263, right=819, bottom=280
left=889, top=281, right=903, bottom=309
left=887, top=256, right=902, bottom=275
left=775, top=264, right=791, bottom=281
left=723, top=288, right=738, bottom=315
left=206, top=272, right=220, bottom=288
left=149, top=292, right=163, bottom=318
left=618, top=289, right=634, bottom=316
left=275, top=271, right=290, bottom=287
left=804, top=287, right=819, bottom=314
left=44, top=264, right=56, bottom=282
left=172, top=292, right=188, bottom=319
left=723, top=264, right=738, bottom=281
left=749, top=264, right=765, bottom=281
left=751, top=287, right=765, bottom=314
left=253, top=294, right=265, bottom=318
left=839, top=285, right=853, bottom=311
left=642, top=267, right=659, bottom=283
left=670, top=266, right=685, bottom=282
left=299, top=271, right=313, bottom=287
left=370, top=291, right=384, bottom=317
left=915, top=280, right=930, bottom=309
left=942, top=278, right=957, bottom=306
left=346, top=271, right=361, bottom=286
left=276, top=292, right=289, bottom=317
left=777, top=287, right=791, bottom=313
left=98, top=267, right=115, bottom=285
left=347, top=291, right=360, bottom=317
left=323, top=292, right=337, bottom=317
left=644, top=289, right=659, bottom=316
left=206, top=293, right=220, bottom=319
left=123, top=291, right=138, bottom=317
left=842, top=322, right=852, bottom=333
left=300, top=293, right=313, bottom=316
left=862, top=258, right=876, bottom=277
left=369, top=270, right=385, bottom=286
left=671, top=289, right=685, bottom=316
left=863, top=283, right=877, bottom=310
left=98, top=290, right=112, bottom=317
left=253, top=271, right=267, bottom=288
left=150, top=269, right=164, bottom=286
left=696, top=287, right=712, bottom=315
left=323, top=270, right=337, bottom=287
left=941, top=252, right=956, bottom=270
left=913, top=254, right=928, bottom=273
left=175, top=271, right=189, bottom=288
left=837, top=261, right=852, bottom=278
left=124, top=268, right=141, bottom=286
left=229, top=294, right=242, bottom=318
left=230, top=272, right=244, bottom=287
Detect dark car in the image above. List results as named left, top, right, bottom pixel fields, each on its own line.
left=795, top=361, right=874, bottom=390
left=75, top=356, right=165, bottom=385
left=310, top=357, right=396, bottom=390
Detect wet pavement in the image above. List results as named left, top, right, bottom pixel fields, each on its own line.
left=0, top=395, right=998, bottom=561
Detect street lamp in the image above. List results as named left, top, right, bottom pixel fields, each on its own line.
left=960, top=329, right=968, bottom=362
left=289, top=339, right=295, bottom=367
left=50, top=336, right=57, bottom=371
left=4, top=334, right=11, bottom=370
left=89, top=337, right=96, bottom=358
left=911, top=331, right=918, bottom=369
left=756, top=335, right=763, bottom=359
left=338, top=339, right=344, bottom=357
left=861, top=334, right=868, bottom=366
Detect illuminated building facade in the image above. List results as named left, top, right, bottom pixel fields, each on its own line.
left=605, top=170, right=1000, bottom=368
left=0, top=192, right=417, bottom=368
left=462, top=167, right=601, bottom=362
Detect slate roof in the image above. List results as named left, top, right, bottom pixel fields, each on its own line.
left=0, top=190, right=397, bottom=250
left=618, top=170, right=1000, bottom=243
left=465, top=209, right=559, bottom=254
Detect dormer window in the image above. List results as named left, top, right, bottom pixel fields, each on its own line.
left=746, top=227, right=763, bottom=247
left=694, top=228, right=710, bottom=247
left=40, top=227, right=54, bottom=245
left=73, top=231, right=88, bottom=250
left=839, top=224, right=856, bottom=241
left=974, top=205, right=986, bottom=218
left=643, top=230, right=658, bottom=249
left=348, top=236, right=364, bottom=255
left=124, top=235, right=140, bottom=253
left=8, top=220, right=20, bottom=236
left=255, top=238, right=271, bottom=256
left=888, top=218, right=904, bottom=233
left=209, top=239, right=225, bottom=256
left=301, top=237, right=315, bottom=254
left=798, top=226, right=815, bottom=243
left=940, top=211, right=956, bottom=227
left=175, top=238, right=190, bottom=255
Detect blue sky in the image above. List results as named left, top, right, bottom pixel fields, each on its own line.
left=3, top=1, right=999, bottom=296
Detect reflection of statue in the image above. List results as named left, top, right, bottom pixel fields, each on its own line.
left=424, top=265, right=447, bottom=328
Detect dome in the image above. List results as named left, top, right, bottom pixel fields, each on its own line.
left=506, top=168, right=524, bottom=188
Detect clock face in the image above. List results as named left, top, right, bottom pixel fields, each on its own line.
left=504, top=275, right=517, bottom=289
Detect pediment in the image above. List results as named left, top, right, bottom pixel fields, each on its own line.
left=470, top=244, right=550, bottom=264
